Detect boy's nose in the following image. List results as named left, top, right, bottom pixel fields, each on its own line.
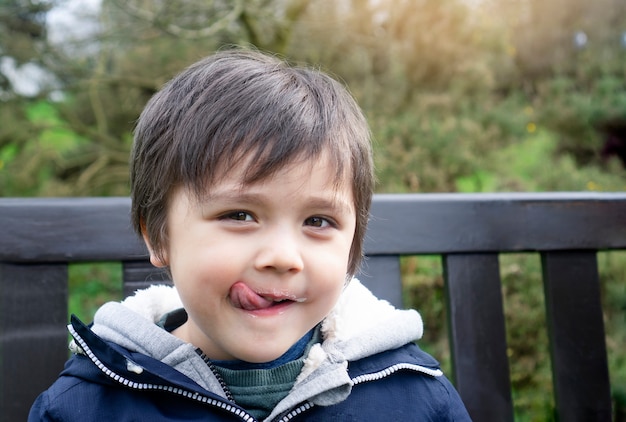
left=254, top=228, right=304, bottom=274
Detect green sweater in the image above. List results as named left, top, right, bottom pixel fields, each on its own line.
left=211, top=327, right=321, bottom=420
left=158, top=309, right=321, bottom=421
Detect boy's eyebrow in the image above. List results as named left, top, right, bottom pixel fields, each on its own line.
left=303, top=196, right=355, bottom=215
left=200, top=191, right=264, bottom=207
left=200, top=190, right=354, bottom=214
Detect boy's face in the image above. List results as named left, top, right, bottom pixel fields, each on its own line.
left=151, top=155, right=356, bottom=363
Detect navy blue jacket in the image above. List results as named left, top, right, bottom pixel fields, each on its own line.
left=29, top=317, right=471, bottom=421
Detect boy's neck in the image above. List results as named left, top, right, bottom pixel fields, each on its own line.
left=210, top=325, right=319, bottom=370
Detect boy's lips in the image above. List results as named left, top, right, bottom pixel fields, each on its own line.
left=229, top=281, right=306, bottom=311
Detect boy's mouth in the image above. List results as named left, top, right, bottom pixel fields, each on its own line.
left=229, top=281, right=305, bottom=311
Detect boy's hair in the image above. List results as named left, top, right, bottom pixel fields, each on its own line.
left=130, top=49, right=374, bottom=276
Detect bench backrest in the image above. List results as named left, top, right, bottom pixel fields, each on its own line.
left=1, top=193, right=625, bottom=421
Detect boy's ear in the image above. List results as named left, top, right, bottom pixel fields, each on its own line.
left=140, top=220, right=168, bottom=268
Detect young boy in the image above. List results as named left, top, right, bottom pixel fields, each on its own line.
left=29, top=49, right=471, bottom=421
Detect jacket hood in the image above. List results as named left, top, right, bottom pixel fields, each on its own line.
left=93, top=279, right=422, bottom=351
left=78, top=279, right=430, bottom=420
left=88, top=284, right=227, bottom=395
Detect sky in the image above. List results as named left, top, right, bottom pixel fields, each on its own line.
left=46, top=0, right=102, bottom=44
left=1, top=0, right=101, bottom=96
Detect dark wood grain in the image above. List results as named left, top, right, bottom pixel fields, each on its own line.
left=0, top=263, right=68, bottom=422
left=444, top=253, right=513, bottom=421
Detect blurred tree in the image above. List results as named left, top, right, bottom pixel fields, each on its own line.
left=290, top=0, right=505, bottom=113
left=0, top=0, right=315, bottom=196
left=482, top=0, right=626, bottom=84
left=469, top=0, right=626, bottom=168
left=0, top=0, right=61, bottom=195
left=1, top=0, right=622, bottom=194
left=1, top=0, right=511, bottom=196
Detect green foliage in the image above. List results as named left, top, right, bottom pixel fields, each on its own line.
left=455, top=128, right=626, bottom=193
left=499, top=254, right=554, bottom=418
left=536, top=73, right=626, bottom=166
left=600, top=251, right=626, bottom=415
left=401, top=255, right=451, bottom=377
left=26, top=101, right=85, bottom=152
left=1, top=100, right=80, bottom=195
left=68, top=263, right=123, bottom=321
left=372, top=91, right=531, bottom=193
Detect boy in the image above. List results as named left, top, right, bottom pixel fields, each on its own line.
left=29, top=49, right=471, bottom=421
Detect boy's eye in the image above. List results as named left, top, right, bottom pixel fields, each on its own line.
left=224, top=211, right=254, bottom=221
left=305, top=216, right=332, bottom=228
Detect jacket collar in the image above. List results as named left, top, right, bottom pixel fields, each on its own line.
left=94, top=278, right=423, bottom=359
left=73, top=279, right=427, bottom=420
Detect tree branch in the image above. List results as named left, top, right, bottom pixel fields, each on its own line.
left=111, top=0, right=245, bottom=40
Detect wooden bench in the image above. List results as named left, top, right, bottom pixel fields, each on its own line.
left=1, top=193, right=625, bottom=421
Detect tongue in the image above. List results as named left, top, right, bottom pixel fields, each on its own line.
left=230, top=282, right=274, bottom=311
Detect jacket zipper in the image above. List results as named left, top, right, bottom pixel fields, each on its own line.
left=351, top=362, right=443, bottom=385
left=275, top=401, right=315, bottom=421
left=69, top=324, right=442, bottom=421
left=275, top=362, right=444, bottom=421
left=68, top=324, right=256, bottom=421
left=197, top=350, right=235, bottom=403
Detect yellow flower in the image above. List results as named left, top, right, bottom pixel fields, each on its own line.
left=506, top=45, right=516, bottom=57
left=526, top=122, right=537, bottom=133
left=586, top=181, right=600, bottom=191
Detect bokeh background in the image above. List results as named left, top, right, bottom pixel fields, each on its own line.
left=1, top=0, right=625, bottom=420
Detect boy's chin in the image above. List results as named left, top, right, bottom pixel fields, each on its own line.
left=236, top=348, right=289, bottom=364
left=233, top=340, right=302, bottom=364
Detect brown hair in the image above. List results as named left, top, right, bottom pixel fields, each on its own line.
left=130, top=49, right=373, bottom=276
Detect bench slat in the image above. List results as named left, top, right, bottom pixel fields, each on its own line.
left=122, top=260, right=171, bottom=298
left=366, top=193, right=626, bottom=254
left=2, top=193, right=625, bottom=263
left=0, top=197, right=147, bottom=262
left=0, top=263, right=69, bottom=422
left=444, top=253, right=514, bottom=422
left=357, top=255, right=403, bottom=309
left=541, top=251, right=612, bottom=421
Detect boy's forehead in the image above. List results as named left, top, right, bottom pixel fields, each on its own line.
left=217, top=149, right=348, bottom=185
left=193, top=154, right=354, bottom=208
